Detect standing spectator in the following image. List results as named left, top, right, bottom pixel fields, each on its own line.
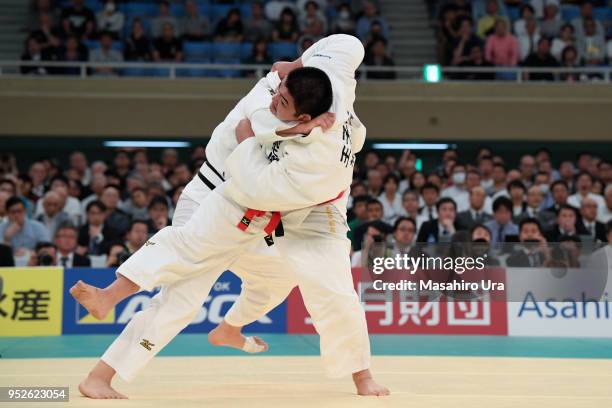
left=54, top=224, right=91, bottom=267
left=518, top=18, right=541, bottom=62
left=570, top=2, right=605, bottom=41
left=513, top=4, right=536, bottom=37
left=89, top=31, right=123, bottom=76
left=577, top=18, right=606, bottom=67
left=485, top=19, right=519, bottom=76
left=272, top=8, right=300, bottom=43
left=332, top=3, right=355, bottom=35
left=182, top=0, right=210, bottom=42
left=522, top=37, right=560, bottom=81
left=152, top=0, right=179, bottom=39
left=568, top=172, right=606, bottom=214
left=1, top=196, right=50, bottom=254
left=356, top=1, right=389, bottom=42
left=96, top=0, right=124, bottom=40
left=153, top=23, right=183, bottom=62
left=578, top=198, right=607, bottom=242
left=77, top=200, right=119, bottom=256
left=551, top=24, right=577, bottom=61
left=100, top=185, right=130, bottom=236
left=456, top=186, right=493, bottom=230
left=477, top=0, right=509, bottom=39
left=36, top=191, right=71, bottom=238
left=59, top=35, right=89, bottom=75
left=451, top=19, right=483, bottom=66
left=364, top=37, right=395, bottom=80
left=416, top=197, right=459, bottom=243
left=61, top=0, right=95, bottom=40
left=146, top=195, right=171, bottom=235
left=485, top=196, right=519, bottom=245
left=539, top=3, right=562, bottom=39
left=124, top=18, right=151, bottom=61
left=214, top=8, right=244, bottom=43
left=244, top=1, right=272, bottom=42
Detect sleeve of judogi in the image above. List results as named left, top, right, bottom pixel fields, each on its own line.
left=300, top=34, right=365, bottom=81
left=224, top=128, right=352, bottom=212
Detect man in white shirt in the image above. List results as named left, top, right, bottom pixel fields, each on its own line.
left=441, top=164, right=469, bottom=211
left=599, top=184, right=612, bottom=223
left=36, top=191, right=72, bottom=238
left=35, top=177, right=83, bottom=227
left=568, top=172, right=606, bottom=216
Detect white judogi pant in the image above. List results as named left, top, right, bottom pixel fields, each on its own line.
left=101, top=186, right=370, bottom=381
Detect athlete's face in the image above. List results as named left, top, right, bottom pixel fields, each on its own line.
left=270, top=77, right=308, bottom=122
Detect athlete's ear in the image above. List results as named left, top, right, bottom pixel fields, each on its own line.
left=296, top=113, right=311, bottom=122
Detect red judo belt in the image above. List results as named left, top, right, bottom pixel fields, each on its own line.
left=236, top=191, right=345, bottom=245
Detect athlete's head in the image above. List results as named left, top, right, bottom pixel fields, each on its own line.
left=270, top=66, right=333, bottom=122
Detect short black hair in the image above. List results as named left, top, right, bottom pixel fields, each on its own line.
left=519, top=217, right=542, bottom=234
left=402, top=189, right=418, bottom=200
left=471, top=223, right=492, bottom=237
left=5, top=196, right=23, bottom=212
left=128, top=219, right=148, bottom=231
left=148, top=195, right=169, bottom=211
left=576, top=171, right=592, bottom=183
left=393, top=216, right=416, bottom=232
left=436, top=197, right=457, bottom=211
left=420, top=182, right=439, bottom=194
left=352, top=194, right=370, bottom=207
left=367, top=198, right=383, bottom=208
left=86, top=200, right=107, bottom=213
left=492, top=196, right=513, bottom=213
left=558, top=204, right=577, bottom=217
left=35, top=241, right=56, bottom=252
left=285, top=66, right=333, bottom=118
left=383, top=173, right=400, bottom=186
left=550, top=180, right=568, bottom=191
left=507, top=179, right=526, bottom=192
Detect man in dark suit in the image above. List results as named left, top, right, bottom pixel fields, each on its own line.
left=416, top=197, right=460, bottom=243
left=77, top=200, right=120, bottom=256
left=506, top=218, right=549, bottom=267
left=516, top=185, right=556, bottom=231
left=55, top=224, right=91, bottom=267
left=545, top=180, right=572, bottom=215
left=456, top=186, right=493, bottom=231
left=545, top=204, right=588, bottom=242
left=578, top=197, right=608, bottom=243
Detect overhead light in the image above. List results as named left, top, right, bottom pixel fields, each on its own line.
left=372, top=143, right=449, bottom=150
left=103, top=141, right=192, bottom=148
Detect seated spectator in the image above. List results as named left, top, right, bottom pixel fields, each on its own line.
left=29, top=0, right=60, bottom=29
left=106, top=220, right=148, bottom=267
left=101, top=185, right=130, bottom=236
left=485, top=196, right=519, bottom=245
left=59, top=35, right=89, bottom=76
left=456, top=186, right=493, bottom=230
left=61, top=0, right=95, bottom=40
left=124, top=18, right=152, bottom=61
left=89, top=31, right=123, bottom=76
left=577, top=18, right=605, bottom=67
left=417, top=182, right=440, bottom=225
left=81, top=173, right=107, bottom=212
left=539, top=3, right=562, bottom=39
left=401, top=190, right=421, bottom=224
left=600, top=185, right=612, bottom=223
left=264, top=0, right=298, bottom=22
left=503, top=179, right=527, bottom=220
left=182, top=0, right=210, bottom=42
left=485, top=19, right=519, bottom=69
left=77, top=200, right=119, bottom=256
left=30, top=12, right=62, bottom=50
left=36, top=191, right=71, bottom=238
left=0, top=196, right=50, bottom=255
left=123, top=187, right=149, bottom=220
left=416, top=197, right=459, bottom=243
left=152, top=0, right=179, bottom=39
left=35, top=176, right=83, bottom=226
left=544, top=204, right=586, bottom=241
left=146, top=195, right=171, bottom=235
left=442, top=163, right=469, bottom=210
left=513, top=4, right=535, bottom=37
left=551, top=24, right=577, bottom=62
left=568, top=172, right=606, bottom=214
left=299, top=1, right=327, bottom=38
left=379, top=174, right=402, bottom=224
left=451, top=19, right=483, bottom=66
left=518, top=17, right=541, bottom=62
left=54, top=224, right=91, bottom=267
left=570, top=2, right=605, bottom=41
left=348, top=195, right=370, bottom=248
left=153, top=23, right=183, bottom=62
left=272, top=7, right=300, bottom=43
left=27, top=241, right=57, bottom=266
left=477, top=0, right=510, bottom=39
left=352, top=198, right=387, bottom=251
left=351, top=220, right=391, bottom=267
left=364, top=37, right=396, bottom=80
left=391, top=217, right=417, bottom=253
left=522, top=37, right=560, bottom=81
left=0, top=191, right=9, bottom=223
left=356, top=1, right=389, bottom=42
left=546, top=180, right=571, bottom=214
left=297, top=34, right=315, bottom=54
left=517, top=185, right=556, bottom=228
left=214, top=8, right=244, bottom=43
left=506, top=218, right=550, bottom=267
left=244, top=1, right=272, bottom=42
left=578, top=197, right=607, bottom=242
left=20, top=36, right=48, bottom=75
left=332, top=3, right=355, bottom=35
left=438, top=0, right=472, bottom=22
left=243, top=39, right=272, bottom=77
left=96, top=0, right=124, bottom=40
left=455, top=45, right=495, bottom=80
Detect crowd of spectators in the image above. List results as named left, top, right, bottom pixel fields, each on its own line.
left=436, top=0, right=611, bottom=81
left=0, top=145, right=610, bottom=269
left=21, top=0, right=396, bottom=79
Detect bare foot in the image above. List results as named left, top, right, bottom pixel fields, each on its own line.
left=78, top=374, right=127, bottom=399
left=208, top=321, right=269, bottom=353
left=353, top=370, right=390, bottom=396
left=69, top=280, right=112, bottom=320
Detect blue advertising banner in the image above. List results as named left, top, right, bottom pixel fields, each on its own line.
left=62, top=268, right=287, bottom=334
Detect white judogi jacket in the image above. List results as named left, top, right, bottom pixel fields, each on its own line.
left=223, top=34, right=366, bottom=227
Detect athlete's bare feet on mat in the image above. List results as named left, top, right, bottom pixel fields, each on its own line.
left=79, top=361, right=126, bottom=399
left=208, top=321, right=269, bottom=353
left=353, top=369, right=390, bottom=396
left=69, top=280, right=113, bottom=320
